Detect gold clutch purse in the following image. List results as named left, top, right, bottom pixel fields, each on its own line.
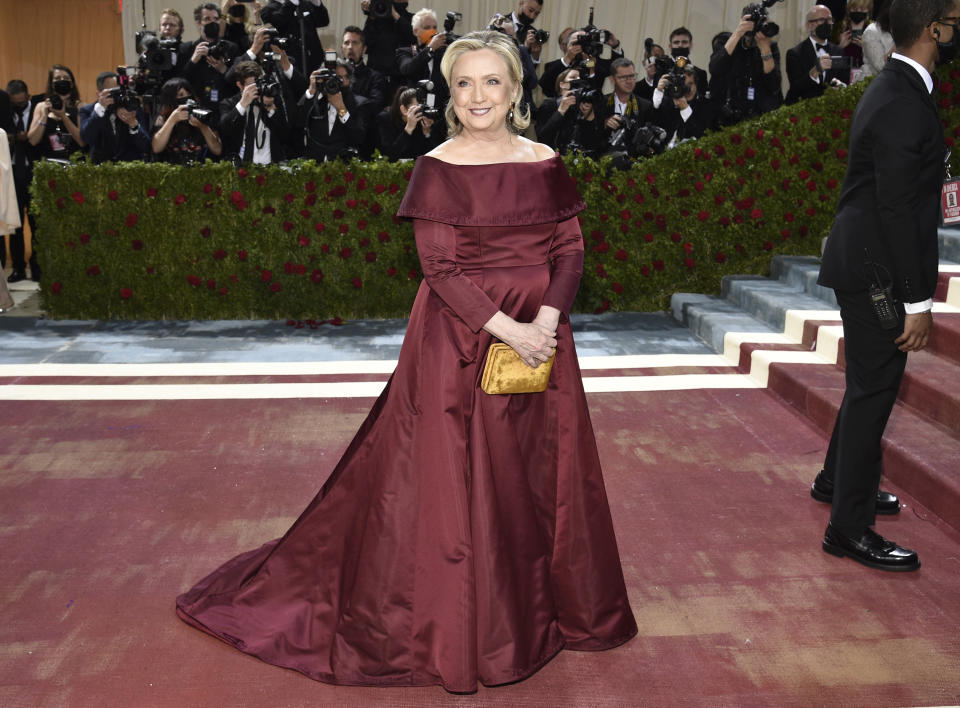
left=481, top=342, right=555, bottom=395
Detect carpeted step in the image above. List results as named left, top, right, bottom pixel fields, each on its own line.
left=928, top=313, right=960, bottom=367
left=766, top=358, right=960, bottom=531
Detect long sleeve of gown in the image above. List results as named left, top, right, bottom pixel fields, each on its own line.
left=542, top=215, right=584, bottom=314
left=413, top=218, right=500, bottom=332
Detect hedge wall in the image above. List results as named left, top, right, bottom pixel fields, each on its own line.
left=32, top=63, right=960, bottom=321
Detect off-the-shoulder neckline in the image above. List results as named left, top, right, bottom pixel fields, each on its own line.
left=419, top=154, right=561, bottom=167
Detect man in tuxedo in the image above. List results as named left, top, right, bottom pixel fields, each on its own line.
left=600, top=58, right=658, bottom=150
left=79, top=72, right=151, bottom=164
left=297, top=59, right=365, bottom=161
left=502, top=0, right=545, bottom=64
left=260, top=0, right=330, bottom=78
left=785, top=5, right=847, bottom=104
left=812, top=0, right=955, bottom=571
left=342, top=25, right=389, bottom=111
left=653, top=64, right=718, bottom=145
left=360, top=0, right=415, bottom=100
left=180, top=3, right=244, bottom=116
left=4, top=80, right=39, bottom=282
left=220, top=61, right=290, bottom=163
left=539, top=26, right=625, bottom=98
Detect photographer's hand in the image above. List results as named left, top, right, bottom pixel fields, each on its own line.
left=726, top=16, right=754, bottom=55
left=239, top=81, right=259, bottom=109
left=328, top=91, right=346, bottom=113
left=673, top=96, right=689, bottom=110
left=838, top=28, right=852, bottom=49
left=427, top=32, right=447, bottom=52
left=812, top=54, right=832, bottom=79
left=656, top=75, right=670, bottom=93
left=605, top=30, right=621, bottom=51
left=307, top=70, right=323, bottom=98
left=564, top=33, right=583, bottom=64
left=360, top=0, right=370, bottom=12
left=404, top=104, right=422, bottom=134
left=276, top=45, right=292, bottom=72
left=97, top=88, right=116, bottom=110
left=604, top=113, right=622, bottom=130
left=557, top=89, right=576, bottom=115
left=524, top=29, right=542, bottom=60
left=173, top=104, right=191, bottom=123
left=251, top=26, right=271, bottom=56
left=191, top=41, right=210, bottom=64
left=207, top=55, right=228, bottom=73
left=116, top=107, right=139, bottom=128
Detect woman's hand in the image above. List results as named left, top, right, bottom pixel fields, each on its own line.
left=404, top=104, right=422, bottom=134
left=505, top=321, right=557, bottom=368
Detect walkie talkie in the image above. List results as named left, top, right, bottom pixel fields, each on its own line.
left=865, top=259, right=900, bottom=330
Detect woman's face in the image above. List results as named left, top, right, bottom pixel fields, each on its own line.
left=450, top=48, right=515, bottom=135
left=52, top=69, right=72, bottom=93
left=176, top=87, right=192, bottom=102
left=559, top=70, right=579, bottom=92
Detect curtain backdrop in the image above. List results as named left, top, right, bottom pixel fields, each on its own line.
left=121, top=1, right=813, bottom=93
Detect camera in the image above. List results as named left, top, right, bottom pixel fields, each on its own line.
left=743, top=0, right=784, bottom=46
left=444, top=11, right=462, bottom=43
left=654, top=55, right=692, bottom=99
left=369, top=0, right=392, bottom=19
left=572, top=7, right=610, bottom=58
left=262, top=28, right=289, bottom=49
left=314, top=51, right=342, bottom=95
left=106, top=86, right=141, bottom=112
left=262, top=51, right=281, bottom=63
left=608, top=114, right=668, bottom=158
left=255, top=75, right=280, bottom=100
left=532, top=29, right=550, bottom=44
left=50, top=94, right=64, bottom=111
left=415, top=79, right=441, bottom=120
left=568, top=78, right=601, bottom=105
left=182, top=98, right=213, bottom=123
left=139, top=34, right=179, bottom=73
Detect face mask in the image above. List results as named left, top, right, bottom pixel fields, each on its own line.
left=203, top=22, right=220, bottom=40
left=814, top=22, right=833, bottom=41
left=671, top=46, right=690, bottom=58
left=12, top=103, right=27, bottom=112
left=419, top=28, right=437, bottom=45
left=849, top=12, right=868, bottom=23
left=521, top=11, right=536, bottom=24
left=177, top=96, right=193, bottom=105
left=936, top=21, right=960, bottom=65
left=53, top=79, right=72, bottom=95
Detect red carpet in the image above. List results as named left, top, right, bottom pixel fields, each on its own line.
left=2, top=390, right=960, bottom=706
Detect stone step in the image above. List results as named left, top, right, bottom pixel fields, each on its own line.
left=769, top=255, right=838, bottom=306
left=670, top=293, right=778, bottom=355
left=721, top=274, right=839, bottom=333
left=939, top=227, right=960, bottom=264
left=767, top=359, right=960, bottom=532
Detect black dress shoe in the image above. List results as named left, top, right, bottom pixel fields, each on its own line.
left=7, top=270, right=26, bottom=283
left=822, top=523, right=920, bottom=571
left=810, top=469, right=900, bottom=514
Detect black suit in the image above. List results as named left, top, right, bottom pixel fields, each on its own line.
left=296, top=91, right=365, bottom=162
left=396, top=44, right=449, bottom=106
left=539, top=44, right=625, bottom=98
left=260, top=0, right=329, bottom=77
left=363, top=7, right=415, bottom=98
left=79, top=102, right=151, bottom=163
left=7, top=95, right=40, bottom=275
left=219, top=94, right=290, bottom=163
left=785, top=37, right=845, bottom=104
left=179, top=39, right=243, bottom=114
left=817, top=58, right=943, bottom=537
left=654, top=91, right=717, bottom=143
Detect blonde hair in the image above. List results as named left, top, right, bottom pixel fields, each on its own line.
left=440, top=30, right=531, bottom=137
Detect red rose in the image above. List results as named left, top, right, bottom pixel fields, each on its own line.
left=374, top=183, right=386, bottom=194
left=238, top=249, right=248, bottom=261
left=641, top=266, right=651, bottom=277
left=174, top=194, right=186, bottom=205
left=714, top=144, right=726, bottom=156
left=714, top=194, right=726, bottom=205
left=270, top=282, right=282, bottom=292
left=735, top=243, right=745, bottom=254
left=86, top=265, right=101, bottom=276
left=352, top=277, right=362, bottom=289
left=329, top=185, right=347, bottom=198
left=72, top=191, right=85, bottom=204
left=260, top=269, right=272, bottom=282
left=344, top=171, right=355, bottom=183
left=52, top=280, right=64, bottom=294
left=812, top=115, right=823, bottom=124
left=593, top=242, right=610, bottom=253
left=315, top=222, right=326, bottom=232
left=694, top=181, right=704, bottom=192
left=255, top=175, right=265, bottom=186
left=800, top=225, right=809, bottom=237
left=781, top=229, right=791, bottom=240
left=365, top=251, right=377, bottom=262
left=386, top=266, right=397, bottom=277
left=652, top=260, right=665, bottom=271
left=684, top=257, right=696, bottom=269
left=614, top=249, right=628, bottom=262
left=346, top=198, right=359, bottom=209
left=48, top=180, right=57, bottom=191
left=789, top=154, right=799, bottom=165
left=305, top=180, right=316, bottom=192
left=633, top=192, right=645, bottom=204
left=310, top=269, right=324, bottom=283
left=771, top=158, right=780, bottom=170
left=283, top=221, right=294, bottom=232
left=744, top=147, right=756, bottom=158
left=408, top=269, right=419, bottom=280
left=806, top=207, right=817, bottom=216
left=377, top=231, right=390, bottom=243
left=80, top=233, right=91, bottom=244
left=645, top=173, right=656, bottom=184
left=836, top=148, right=848, bottom=159
left=683, top=242, right=693, bottom=254
left=108, top=190, right=119, bottom=201
left=262, top=205, right=276, bottom=215
left=208, top=279, right=218, bottom=290
left=827, top=178, right=838, bottom=189
left=719, top=217, right=731, bottom=227
left=806, top=180, right=817, bottom=191
left=612, top=282, right=624, bottom=294
left=298, top=236, right=310, bottom=247
left=284, top=261, right=295, bottom=274
left=677, top=189, right=691, bottom=198
left=146, top=187, right=158, bottom=198
left=784, top=212, right=795, bottom=222
left=333, top=208, right=345, bottom=219
left=339, top=224, right=349, bottom=234
left=132, top=239, right=144, bottom=251
left=730, top=133, right=742, bottom=144
left=763, top=241, right=773, bottom=251
left=283, top=193, right=295, bottom=203
left=697, top=210, right=710, bottom=222
left=781, top=179, right=791, bottom=191
left=644, top=233, right=654, bottom=242
left=733, top=213, right=744, bottom=224
left=305, top=193, right=317, bottom=206
left=219, top=287, right=228, bottom=296
left=670, top=232, right=682, bottom=243
left=187, top=274, right=201, bottom=286
left=715, top=252, right=727, bottom=263
left=340, top=247, right=352, bottom=259
left=238, top=168, right=248, bottom=178
left=596, top=263, right=607, bottom=278
left=357, top=219, right=368, bottom=230
left=321, top=244, right=331, bottom=254
left=213, top=249, right=227, bottom=260
left=750, top=208, right=763, bottom=220
left=816, top=141, right=828, bottom=153
left=203, top=183, right=214, bottom=193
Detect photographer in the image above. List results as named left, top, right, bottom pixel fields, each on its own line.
left=180, top=3, right=244, bottom=116
left=536, top=68, right=581, bottom=149
left=221, top=0, right=263, bottom=53
left=709, top=7, right=783, bottom=125
left=220, top=60, right=289, bottom=163
left=243, top=25, right=308, bottom=97
left=653, top=63, right=718, bottom=146
left=501, top=0, right=546, bottom=62
left=259, top=0, right=330, bottom=77
left=602, top=58, right=658, bottom=138
left=488, top=14, right=540, bottom=119
left=342, top=25, right=389, bottom=111
left=376, top=86, right=442, bottom=160
left=539, top=26, right=624, bottom=99
left=151, top=77, right=223, bottom=163
left=836, top=0, right=871, bottom=77
left=634, top=41, right=666, bottom=100
left=668, top=27, right=710, bottom=95
left=297, top=58, right=365, bottom=162
left=360, top=0, right=415, bottom=100
left=786, top=5, right=847, bottom=104
left=79, top=72, right=151, bottom=164
left=4, top=80, right=39, bottom=283
left=27, top=65, right=85, bottom=160
left=397, top=9, right=451, bottom=106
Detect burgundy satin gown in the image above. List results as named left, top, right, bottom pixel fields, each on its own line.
left=175, top=155, right=637, bottom=692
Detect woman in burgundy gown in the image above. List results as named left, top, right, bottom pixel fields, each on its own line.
left=176, top=30, right=637, bottom=693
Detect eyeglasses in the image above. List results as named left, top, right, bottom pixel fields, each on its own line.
left=809, top=16, right=832, bottom=24
left=615, top=73, right=637, bottom=80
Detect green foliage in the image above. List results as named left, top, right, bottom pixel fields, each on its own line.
left=31, top=64, right=960, bottom=320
